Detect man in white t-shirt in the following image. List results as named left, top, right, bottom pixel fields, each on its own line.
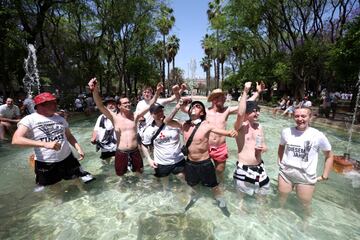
left=277, top=107, right=333, bottom=214
left=91, top=97, right=117, bottom=163
left=142, top=103, right=185, bottom=190
left=0, top=98, right=21, bottom=140
left=12, top=92, right=94, bottom=188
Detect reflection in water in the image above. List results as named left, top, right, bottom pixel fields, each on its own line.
left=0, top=108, right=360, bottom=239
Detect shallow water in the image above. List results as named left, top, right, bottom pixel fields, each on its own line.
left=0, top=104, right=359, bottom=240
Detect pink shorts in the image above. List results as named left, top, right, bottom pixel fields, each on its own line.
left=209, top=143, right=228, bottom=163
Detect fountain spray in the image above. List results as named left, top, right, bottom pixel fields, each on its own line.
left=22, top=44, right=41, bottom=97
left=345, top=72, right=360, bottom=160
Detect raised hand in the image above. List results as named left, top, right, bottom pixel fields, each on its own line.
left=88, top=78, right=97, bottom=92
left=244, top=82, right=252, bottom=93
left=180, top=83, right=187, bottom=91
left=156, top=83, right=164, bottom=94
left=172, top=85, right=180, bottom=94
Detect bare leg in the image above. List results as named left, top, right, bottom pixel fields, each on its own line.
left=214, top=161, right=225, bottom=184
left=296, top=184, right=315, bottom=217
left=212, top=185, right=230, bottom=217
left=0, top=123, right=5, bottom=140
left=160, top=176, right=169, bottom=191
left=278, top=174, right=293, bottom=207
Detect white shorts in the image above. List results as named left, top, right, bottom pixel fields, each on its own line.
left=233, top=161, right=271, bottom=196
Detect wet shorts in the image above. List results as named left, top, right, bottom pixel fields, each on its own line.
left=100, top=151, right=115, bottom=160
left=35, top=153, right=85, bottom=186
left=233, top=161, right=271, bottom=196
left=155, top=159, right=185, bottom=178
left=185, top=158, right=218, bottom=188
left=115, top=148, right=143, bottom=176
left=279, top=165, right=316, bottom=185
left=209, top=143, right=228, bottom=163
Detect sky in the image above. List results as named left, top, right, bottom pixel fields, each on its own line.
left=169, top=0, right=209, bottom=79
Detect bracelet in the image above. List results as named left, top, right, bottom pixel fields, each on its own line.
left=321, top=175, right=328, bottom=180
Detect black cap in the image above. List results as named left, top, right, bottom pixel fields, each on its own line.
left=188, top=101, right=206, bottom=120
left=245, top=101, right=259, bottom=113
left=103, top=97, right=116, bottom=105
left=149, top=103, right=164, bottom=113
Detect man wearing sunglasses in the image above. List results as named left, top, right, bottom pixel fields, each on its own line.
left=164, top=100, right=238, bottom=216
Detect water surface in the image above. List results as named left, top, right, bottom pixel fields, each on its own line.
left=0, top=104, right=359, bottom=240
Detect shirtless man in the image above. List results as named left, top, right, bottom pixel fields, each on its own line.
left=164, top=100, right=237, bottom=216
left=204, top=83, right=265, bottom=183
left=88, top=78, right=162, bottom=176
left=233, top=82, right=271, bottom=206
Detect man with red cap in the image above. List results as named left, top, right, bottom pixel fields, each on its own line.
left=12, top=92, right=93, bottom=190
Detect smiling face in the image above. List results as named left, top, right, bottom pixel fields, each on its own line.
left=119, top=98, right=131, bottom=112
left=294, top=108, right=312, bottom=131
left=142, top=87, right=153, bottom=101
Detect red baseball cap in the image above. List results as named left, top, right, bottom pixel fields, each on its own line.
left=33, top=92, right=57, bottom=106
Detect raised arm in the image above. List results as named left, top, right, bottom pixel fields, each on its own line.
left=88, top=78, right=113, bottom=122
left=135, top=83, right=163, bottom=121
left=163, top=100, right=184, bottom=129
left=159, top=83, right=186, bottom=105
left=248, top=81, right=265, bottom=101
left=234, top=82, right=252, bottom=130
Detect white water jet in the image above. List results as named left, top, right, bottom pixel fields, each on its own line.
left=22, top=44, right=41, bottom=96
left=345, top=72, right=360, bottom=156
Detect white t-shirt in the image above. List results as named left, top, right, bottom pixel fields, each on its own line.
left=93, top=114, right=117, bottom=152
left=75, top=98, right=83, bottom=108
left=18, top=113, right=72, bottom=163
left=279, top=127, right=331, bottom=177
left=0, top=104, right=20, bottom=118
left=142, top=123, right=184, bottom=165
left=302, top=100, right=312, bottom=107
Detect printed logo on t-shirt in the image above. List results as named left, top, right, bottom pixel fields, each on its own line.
left=286, top=141, right=313, bottom=162
left=37, top=121, right=65, bottom=142
left=156, top=131, right=170, bottom=144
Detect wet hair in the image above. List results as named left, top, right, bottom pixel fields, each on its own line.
left=188, top=101, right=206, bottom=121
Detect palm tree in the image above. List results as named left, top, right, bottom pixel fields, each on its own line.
left=200, top=56, right=212, bottom=96
left=166, top=35, right=180, bottom=87
left=155, top=4, right=175, bottom=90
left=167, top=35, right=180, bottom=70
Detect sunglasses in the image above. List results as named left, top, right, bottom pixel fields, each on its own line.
left=192, top=104, right=203, bottom=109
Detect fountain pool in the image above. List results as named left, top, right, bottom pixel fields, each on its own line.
left=0, top=104, right=359, bottom=240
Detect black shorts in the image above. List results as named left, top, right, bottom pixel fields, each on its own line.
left=100, top=151, right=116, bottom=159
left=185, top=158, right=218, bottom=188
left=155, top=159, right=185, bottom=178
left=35, top=153, right=85, bottom=186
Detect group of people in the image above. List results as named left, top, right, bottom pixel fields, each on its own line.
left=9, top=79, right=334, bottom=218
left=273, top=96, right=312, bottom=118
